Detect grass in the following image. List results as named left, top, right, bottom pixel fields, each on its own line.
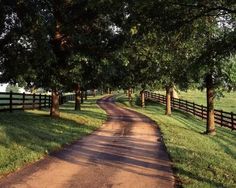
left=116, top=94, right=236, bottom=188
left=0, top=95, right=106, bottom=178
left=155, top=90, right=236, bottom=113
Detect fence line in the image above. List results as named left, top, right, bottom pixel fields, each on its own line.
left=144, top=91, right=235, bottom=131
left=0, top=91, right=75, bottom=112
left=59, top=93, right=76, bottom=105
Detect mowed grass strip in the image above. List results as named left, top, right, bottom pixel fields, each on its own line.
left=116, top=94, right=236, bottom=188
left=0, top=96, right=106, bottom=178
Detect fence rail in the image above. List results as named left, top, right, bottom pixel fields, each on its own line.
left=144, top=91, right=236, bottom=131
left=0, top=91, right=75, bottom=112
left=59, top=94, right=76, bottom=105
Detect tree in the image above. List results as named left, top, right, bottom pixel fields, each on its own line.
left=0, top=0, right=126, bottom=116
left=5, top=84, right=20, bottom=93
left=1, top=0, right=235, bottom=132
left=123, top=0, right=236, bottom=134
left=0, top=0, right=67, bottom=117
left=189, top=29, right=236, bottom=135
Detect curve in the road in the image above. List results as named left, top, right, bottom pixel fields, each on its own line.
left=0, top=95, right=175, bottom=188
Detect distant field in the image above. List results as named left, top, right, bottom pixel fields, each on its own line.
left=155, top=90, right=236, bottom=113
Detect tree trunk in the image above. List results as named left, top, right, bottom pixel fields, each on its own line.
left=107, top=88, right=110, bottom=94
left=141, top=90, right=145, bottom=108
left=75, top=84, right=81, bottom=111
left=128, top=88, right=132, bottom=101
left=50, top=6, right=67, bottom=117
left=206, top=74, right=216, bottom=135
left=165, top=86, right=172, bottom=115
left=50, top=89, right=60, bottom=117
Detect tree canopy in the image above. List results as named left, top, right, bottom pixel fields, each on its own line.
left=0, top=0, right=235, bottom=132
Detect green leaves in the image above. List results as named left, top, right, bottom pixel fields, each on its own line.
left=130, top=25, right=138, bottom=36
left=0, top=0, right=235, bottom=93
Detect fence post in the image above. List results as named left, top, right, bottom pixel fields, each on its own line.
left=44, top=95, right=46, bottom=107
left=231, top=112, right=234, bottom=130
left=59, top=94, right=62, bottom=105
left=23, top=92, right=25, bottom=110
left=63, top=95, right=66, bottom=103
left=47, top=95, right=49, bottom=107
left=39, top=94, right=41, bottom=110
left=220, top=110, right=223, bottom=127
left=172, top=97, right=174, bottom=109
left=201, top=105, right=204, bottom=119
left=62, top=95, right=65, bottom=104
left=141, top=91, right=145, bottom=108
left=48, top=96, right=51, bottom=108
left=193, top=102, right=195, bottom=116
left=186, top=100, right=188, bottom=112
left=33, top=93, right=35, bottom=109
left=61, top=93, right=64, bottom=104
left=9, top=91, right=13, bottom=112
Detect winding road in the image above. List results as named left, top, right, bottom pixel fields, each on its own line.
left=0, top=95, right=175, bottom=188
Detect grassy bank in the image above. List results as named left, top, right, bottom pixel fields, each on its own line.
left=0, top=96, right=106, bottom=178
left=155, top=90, right=236, bottom=113
left=116, top=94, right=236, bottom=188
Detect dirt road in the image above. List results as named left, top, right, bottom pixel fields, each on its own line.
left=0, top=95, right=175, bottom=188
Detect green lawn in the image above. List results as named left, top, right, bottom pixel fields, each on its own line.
left=116, top=94, right=236, bottom=188
left=0, top=95, right=106, bottom=178
left=155, top=90, right=236, bottom=113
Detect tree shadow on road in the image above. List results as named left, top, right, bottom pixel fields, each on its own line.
left=0, top=99, right=106, bottom=177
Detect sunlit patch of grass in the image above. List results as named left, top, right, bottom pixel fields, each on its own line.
left=116, top=94, right=236, bottom=188
left=0, top=95, right=106, bottom=178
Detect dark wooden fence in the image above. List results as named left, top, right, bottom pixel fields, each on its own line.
left=144, top=91, right=236, bottom=131
left=0, top=91, right=75, bottom=112
left=59, top=93, right=75, bottom=105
